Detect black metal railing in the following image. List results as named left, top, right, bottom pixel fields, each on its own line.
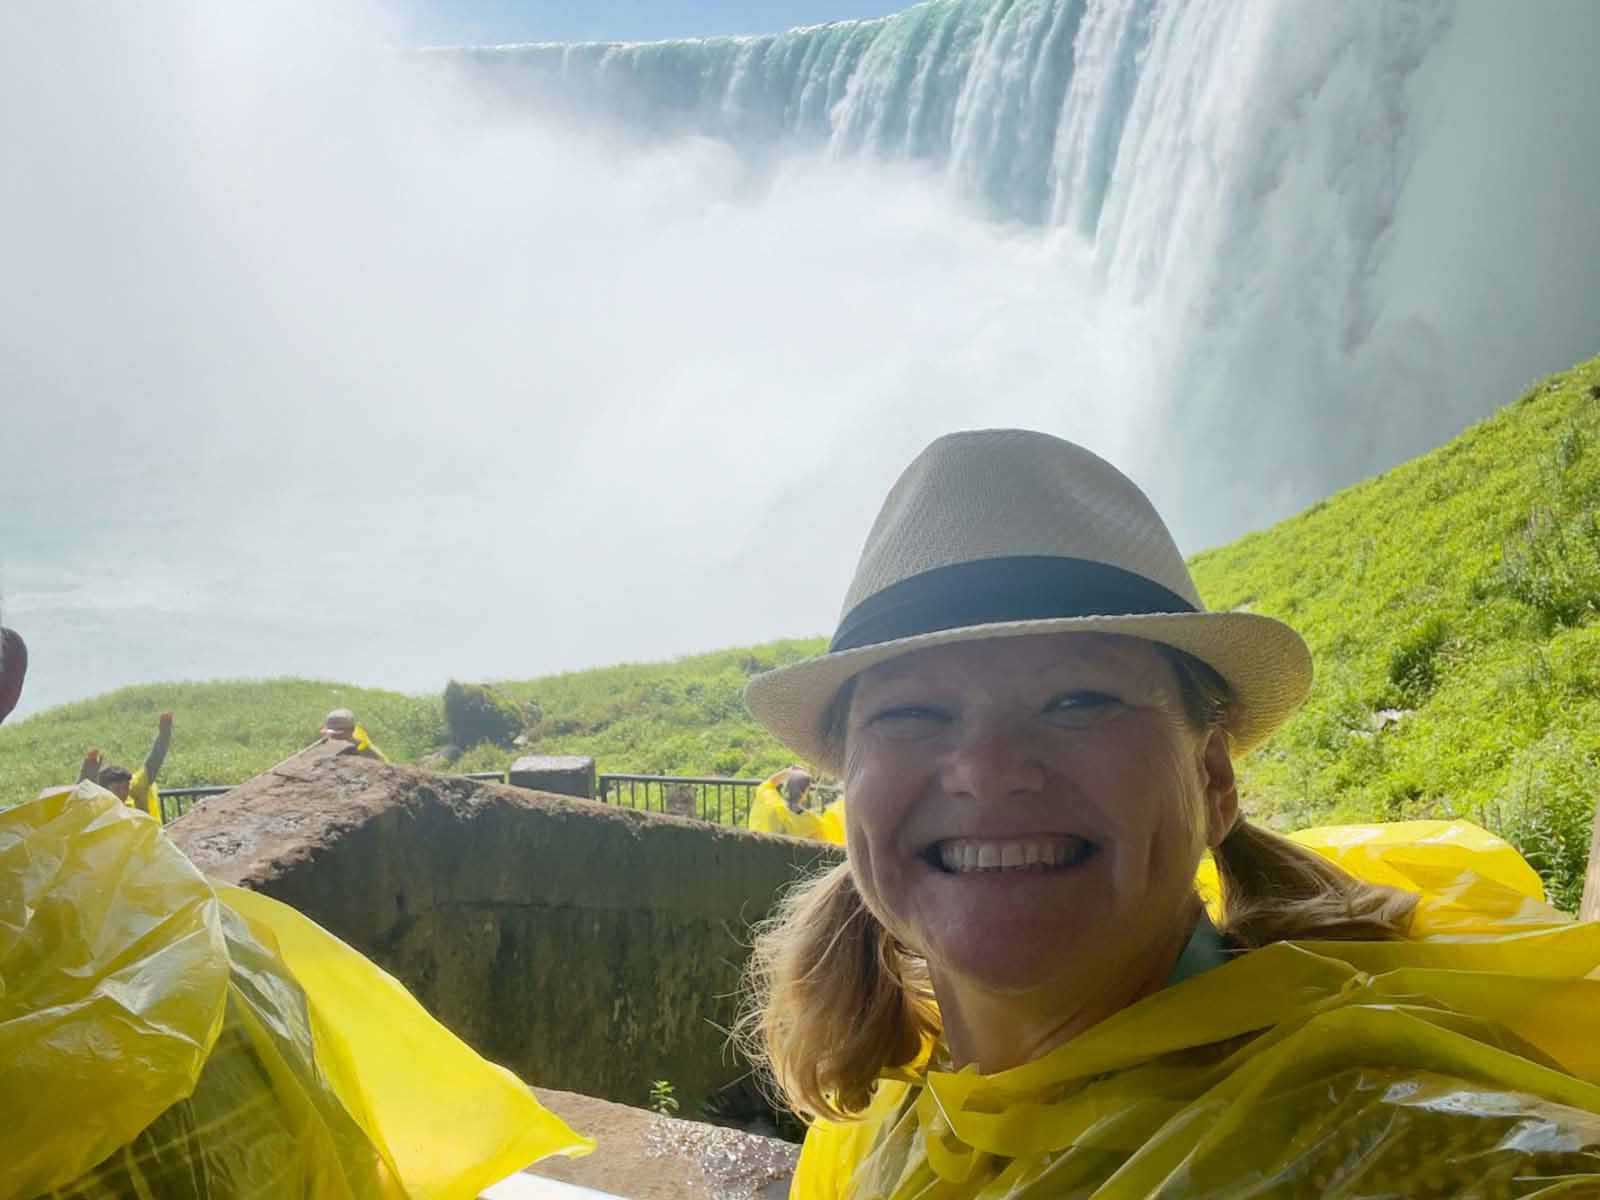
left=594, top=774, right=838, bottom=826
left=155, top=770, right=836, bottom=829
left=158, top=786, right=233, bottom=825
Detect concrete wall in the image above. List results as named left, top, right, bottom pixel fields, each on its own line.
left=171, top=743, right=841, bottom=1111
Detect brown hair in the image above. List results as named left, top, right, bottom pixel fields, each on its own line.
left=97, top=763, right=134, bottom=787
left=738, top=638, right=1417, bottom=1121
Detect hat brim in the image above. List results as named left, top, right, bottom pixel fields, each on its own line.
left=745, top=611, right=1312, bottom=773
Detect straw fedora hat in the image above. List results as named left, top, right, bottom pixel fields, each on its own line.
left=745, top=429, right=1311, bottom=769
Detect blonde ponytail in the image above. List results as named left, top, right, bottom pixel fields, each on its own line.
left=1153, top=643, right=1418, bottom=945
left=1214, top=818, right=1416, bottom=945
left=736, top=860, right=938, bottom=1121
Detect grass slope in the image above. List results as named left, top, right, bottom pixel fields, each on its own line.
left=1191, top=353, right=1600, bottom=910
left=6, top=355, right=1599, bottom=906
left=0, top=680, right=443, bottom=807
left=0, top=641, right=824, bottom=810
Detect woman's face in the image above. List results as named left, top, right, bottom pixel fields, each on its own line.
left=844, top=633, right=1234, bottom=999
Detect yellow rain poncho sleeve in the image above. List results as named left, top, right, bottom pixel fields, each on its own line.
left=352, top=724, right=389, bottom=763
left=127, top=765, right=161, bottom=819
left=793, top=820, right=1600, bottom=1199
left=1, top=785, right=592, bottom=1200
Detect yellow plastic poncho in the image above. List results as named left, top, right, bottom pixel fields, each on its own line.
left=817, top=798, right=847, bottom=847
left=1, top=784, right=592, bottom=1200
left=794, top=821, right=1600, bottom=1199
left=352, top=724, right=389, bottom=763
left=748, top=772, right=846, bottom=846
left=127, top=765, right=161, bottom=820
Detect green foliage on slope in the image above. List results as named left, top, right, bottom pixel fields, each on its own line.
left=1191, top=354, right=1600, bottom=910
left=0, top=641, right=824, bottom=809
left=444, top=639, right=825, bottom=776
left=0, top=679, right=443, bottom=808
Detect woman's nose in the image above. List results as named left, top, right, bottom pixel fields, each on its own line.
left=940, top=719, right=1047, bottom=802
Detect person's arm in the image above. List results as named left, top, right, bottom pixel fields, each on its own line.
left=78, top=748, right=102, bottom=783
left=144, top=713, right=173, bottom=783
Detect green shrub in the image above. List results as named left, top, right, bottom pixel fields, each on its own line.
left=442, top=681, right=525, bottom=749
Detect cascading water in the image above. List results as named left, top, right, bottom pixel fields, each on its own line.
left=446, top=0, right=1600, bottom=535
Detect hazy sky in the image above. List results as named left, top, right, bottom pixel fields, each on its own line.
left=387, top=0, right=911, bottom=44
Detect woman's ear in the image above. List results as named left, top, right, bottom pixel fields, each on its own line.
left=1199, top=728, right=1238, bottom=849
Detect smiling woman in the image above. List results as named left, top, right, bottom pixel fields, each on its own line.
left=737, top=431, right=1600, bottom=1199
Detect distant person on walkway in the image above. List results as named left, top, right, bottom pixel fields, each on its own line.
left=79, top=712, right=173, bottom=819
left=320, top=707, right=387, bottom=761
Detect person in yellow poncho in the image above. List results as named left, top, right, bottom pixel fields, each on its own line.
left=321, top=707, right=389, bottom=761
left=748, top=767, right=846, bottom=846
left=78, top=710, right=173, bottom=820
left=0, top=610, right=590, bottom=1198
left=739, top=430, right=1600, bottom=1199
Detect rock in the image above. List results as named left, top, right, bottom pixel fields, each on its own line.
left=1370, top=708, right=1413, bottom=733
left=418, top=745, right=464, bottom=770
left=509, top=754, right=596, bottom=800
left=443, top=680, right=525, bottom=749
left=525, top=1087, right=798, bottom=1200
left=167, top=745, right=840, bottom=1115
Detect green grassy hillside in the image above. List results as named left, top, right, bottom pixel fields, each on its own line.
left=0, top=680, right=443, bottom=806
left=1191, top=354, right=1600, bottom=910
left=6, top=355, right=1599, bottom=907
left=0, top=641, right=824, bottom=810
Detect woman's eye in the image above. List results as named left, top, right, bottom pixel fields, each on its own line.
left=867, top=705, right=948, bottom=735
left=1044, top=691, right=1122, bottom=721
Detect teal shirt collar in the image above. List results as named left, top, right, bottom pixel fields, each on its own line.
left=1167, top=910, right=1232, bottom=986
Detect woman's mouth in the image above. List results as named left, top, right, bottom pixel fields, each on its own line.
left=929, top=835, right=1097, bottom=874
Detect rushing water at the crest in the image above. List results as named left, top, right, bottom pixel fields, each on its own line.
left=450, top=0, right=1600, bottom=511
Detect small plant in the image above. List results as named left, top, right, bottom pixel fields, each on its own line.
left=648, top=1079, right=680, bottom=1118
left=1385, top=615, right=1451, bottom=706
left=1482, top=735, right=1598, bottom=912
left=1557, top=426, right=1587, bottom=472
left=1498, top=508, right=1600, bottom=632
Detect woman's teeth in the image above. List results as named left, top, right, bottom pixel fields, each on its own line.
left=935, top=837, right=1093, bottom=873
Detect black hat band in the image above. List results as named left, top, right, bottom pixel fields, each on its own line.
left=830, top=555, right=1197, bottom=654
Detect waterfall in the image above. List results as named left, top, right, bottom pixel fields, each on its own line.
left=439, top=0, right=1600, bottom=539
left=444, top=0, right=1437, bottom=236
